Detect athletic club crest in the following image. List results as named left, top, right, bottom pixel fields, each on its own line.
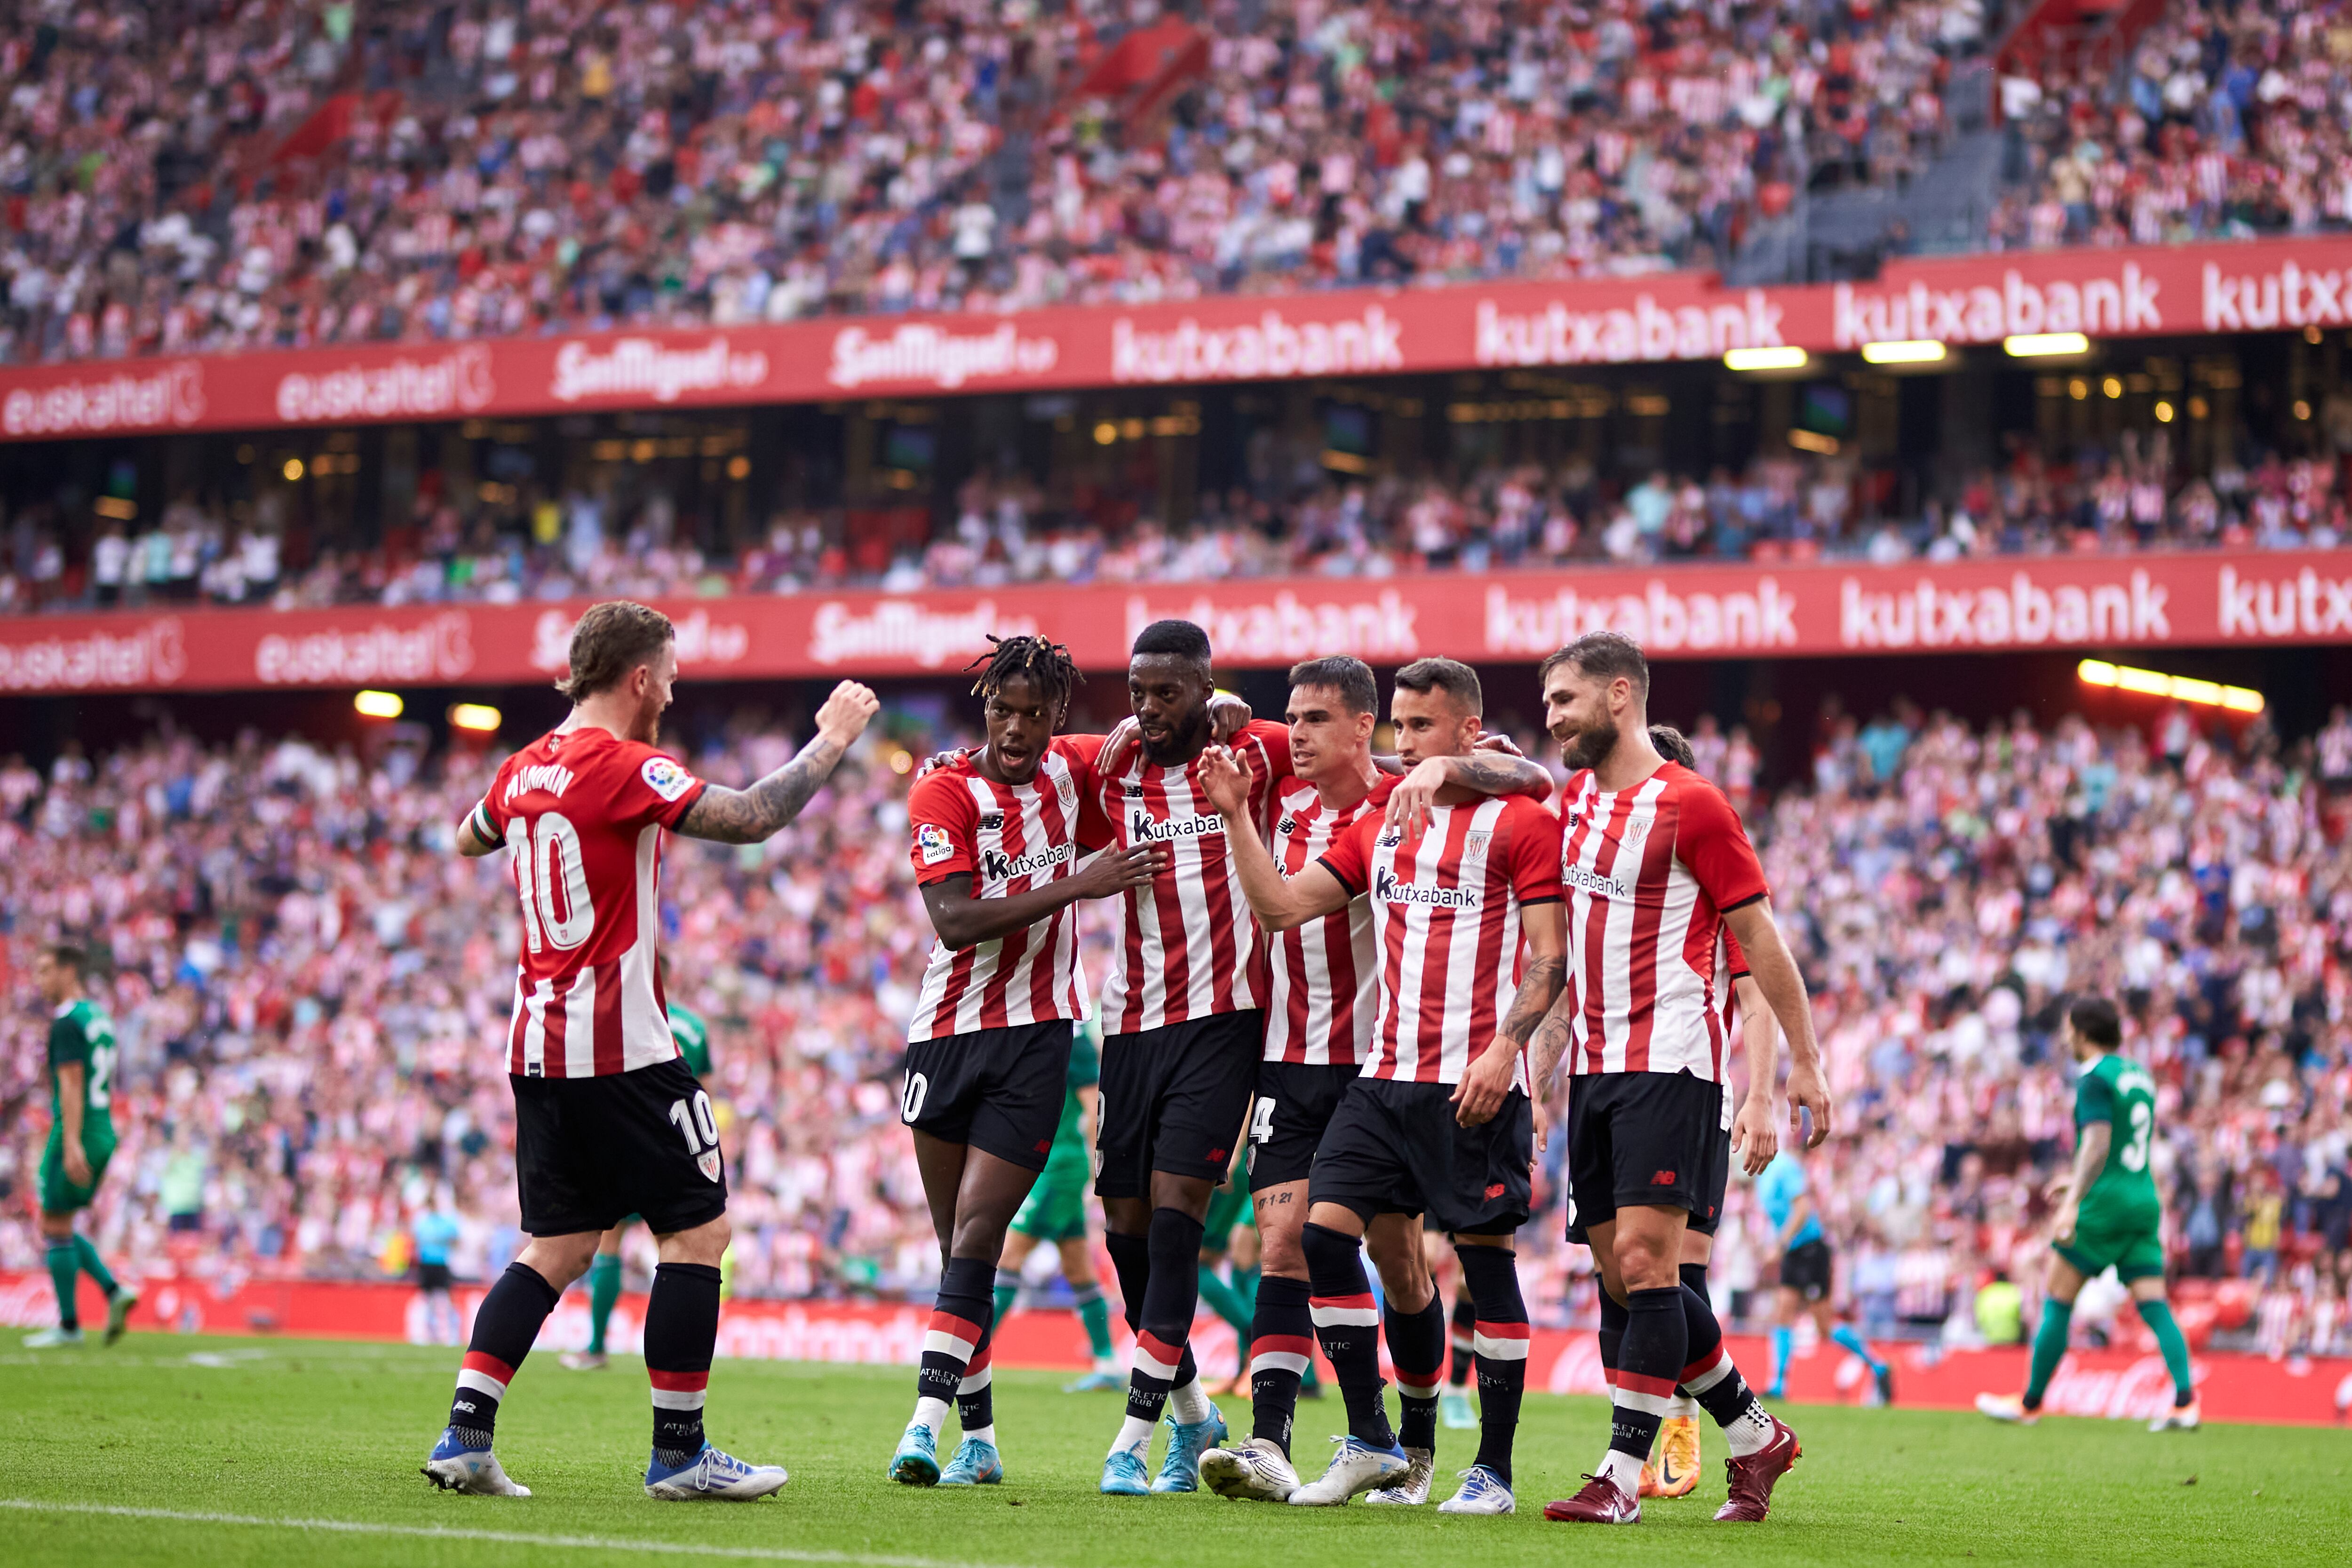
left=1464, top=831, right=1491, bottom=856
left=696, top=1149, right=722, bottom=1182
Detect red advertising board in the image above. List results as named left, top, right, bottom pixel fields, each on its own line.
left=6, top=1271, right=2343, bottom=1426
left=2, top=550, right=2345, bottom=694
left=0, top=236, right=2348, bottom=441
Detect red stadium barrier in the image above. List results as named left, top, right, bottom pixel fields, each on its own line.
left=2, top=548, right=2343, bottom=692
left=1, top=236, right=2348, bottom=441
left=7, top=1272, right=2344, bottom=1425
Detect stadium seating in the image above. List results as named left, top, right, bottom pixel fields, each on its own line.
left=5, top=700, right=2348, bottom=1357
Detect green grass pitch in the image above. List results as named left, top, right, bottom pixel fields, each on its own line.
left=2, top=1334, right=2344, bottom=1567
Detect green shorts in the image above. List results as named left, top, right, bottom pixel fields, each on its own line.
left=39, top=1130, right=114, bottom=1215
left=2055, top=1199, right=2166, bottom=1283
left=1012, top=1162, right=1091, bottom=1243
left=1200, top=1182, right=1253, bottom=1253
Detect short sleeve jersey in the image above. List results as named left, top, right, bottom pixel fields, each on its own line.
left=1318, top=794, right=1564, bottom=1086
left=48, top=997, right=118, bottom=1139
left=668, top=1003, right=712, bottom=1077
left=1262, top=772, right=1397, bottom=1067
left=1089, top=719, right=1292, bottom=1035
left=1558, top=761, right=1768, bottom=1081
left=477, top=724, right=706, bottom=1078
left=904, top=735, right=1104, bottom=1042
left=2074, top=1052, right=2161, bottom=1216
left=1757, top=1152, right=1822, bottom=1248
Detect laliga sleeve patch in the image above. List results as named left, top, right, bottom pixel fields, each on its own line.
left=641, top=755, right=697, bottom=802
left=917, top=823, right=957, bottom=865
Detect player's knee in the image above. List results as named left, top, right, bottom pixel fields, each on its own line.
left=1299, top=1218, right=1359, bottom=1279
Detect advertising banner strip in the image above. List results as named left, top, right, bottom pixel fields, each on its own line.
left=8, top=1272, right=2342, bottom=1426
left=1, top=551, right=2345, bottom=695
left=2, top=236, right=2350, bottom=441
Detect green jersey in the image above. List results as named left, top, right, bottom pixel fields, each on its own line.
left=2074, top=1051, right=2159, bottom=1217
left=1044, top=1023, right=1100, bottom=1170
left=670, top=1003, right=712, bottom=1078
left=48, top=997, right=118, bottom=1145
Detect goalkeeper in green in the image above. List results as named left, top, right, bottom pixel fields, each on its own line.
left=1977, top=995, right=2198, bottom=1430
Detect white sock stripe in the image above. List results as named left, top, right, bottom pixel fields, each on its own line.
left=1248, top=1350, right=1311, bottom=1377
left=1396, top=1376, right=1443, bottom=1398
left=454, top=1369, right=508, bottom=1400
left=1471, top=1332, right=1530, bottom=1361
left=921, top=1329, right=979, bottom=1363
left=1683, top=1356, right=1735, bottom=1395
left=650, top=1387, right=708, bottom=1411
left=956, top=1365, right=993, bottom=1395
left=1308, top=1305, right=1380, bottom=1328
left=1131, top=1344, right=1182, bottom=1381
left=1613, top=1386, right=1676, bottom=1417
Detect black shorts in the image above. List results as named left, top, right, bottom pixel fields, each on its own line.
left=1564, top=1069, right=1719, bottom=1244
left=512, top=1058, right=729, bottom=1237
left=1247, top=1059, right=1361, bottom=1192
left=1689, top=1084, right=1734, bottom=1238
left=900, top=1019, right=1071, bottom=1170
left=1781, top=1237, right=1833, bottom=1301
left=1308, top=1077, right=1533, bottom=1236
left=1096, top=1011, right=1263, bottom=1199
left=417, top=1261, right=453, bottom=1292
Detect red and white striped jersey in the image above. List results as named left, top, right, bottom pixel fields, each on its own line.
left=1558, top=761, right=1769, bottom=1082
left=1317, top=795, right=1563, bottom=1086
left=1262, top=773, right=1396, bottom=1067
left=475, top=725, right=705, bottom=1078
left=1090, top=719, right=1291, bottom=1036
left=904, top=736, right=1104, bottom=1043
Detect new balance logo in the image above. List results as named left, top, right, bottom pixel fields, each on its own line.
left=1651, top=1169, right=1677, bottom=1186
left=1484, top=1183, right=1507, bottom=1200
left=977, top=812, right=1004, bottom=831
left=1207, top=1146, right=1228, bottom=1163
left=1277, top=816, right=1298, bottom=837
left=1124, top=784, right=1146, bottom=798
left=454, top=1400, right=477, bottom=1414
left=1034, top=1138, right=1052, bottom=1154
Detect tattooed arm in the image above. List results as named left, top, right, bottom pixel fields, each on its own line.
left=1382, top=746, right=1555, bottom=839
left=1454, top=900, right=1567, bottom=1126
left=675, top=681, right=881, bottom=843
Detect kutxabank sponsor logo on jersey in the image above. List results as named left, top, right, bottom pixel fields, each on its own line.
left=1373, top=867, right=1482, bottom=909
left=1129, top=809, right=1224, bottom=844
left=1562, top=862, right=1632, bottom=902
left=0, top=615, right=186, bottom=691
left=255, top=611, right=473, bottom=685
left=982, top=841, right=1075, bottom=883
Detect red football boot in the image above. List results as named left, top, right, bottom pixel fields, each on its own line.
left=1714, top=1413, right=1801, bottom=1522
left=1543, top=1472, right=1641, bottom=1524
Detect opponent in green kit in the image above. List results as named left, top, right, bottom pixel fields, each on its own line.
left=564, top=997, right=714, bottom=1370
left=996, top=1019, right=1124, bottom=1390
left=1195, top=1156, right=1260, bottom=1393
left=25, top=943, right=138, bottom=1349
left=1978, top=995, right=2198, bottom=1429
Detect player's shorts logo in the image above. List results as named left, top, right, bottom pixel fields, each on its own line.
left=1483, top=1183, right=1507, bottom=1200
left=1651, top=1169, right=1677, bottom=1185
left=696, top=1150, right=722, bottom=1183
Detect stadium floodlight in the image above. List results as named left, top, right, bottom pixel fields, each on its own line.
left=1860, top=340, right=1946, bottom=365
left=2077, top=660, right=2263, bottom=714
left=2003, top=332, right=2090, bottom=357
left=354, top=690, right=405, bottom=719
left=448, top=703, right=502, bottom=733
left=1724, top=346, right=1808, bottom=372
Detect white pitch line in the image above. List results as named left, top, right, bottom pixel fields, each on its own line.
left=0, top=1499, right=1061, bottom=1568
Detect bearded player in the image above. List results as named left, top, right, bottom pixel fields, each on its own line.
left=424, top=600, right=877, bottom=1500
left=1532, top=632, right=1828, bottom=1527
left=887, top=635, right=1165, bottom=1487
left=1198, top=655, right=1551, bottom=1505
left=1206, top=657, right=1567, bottom=1516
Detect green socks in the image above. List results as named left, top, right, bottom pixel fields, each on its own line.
left=46, top=1241, right=79, bottom=1330
left=586, top=1253, right=622, bottom=1355
left=2024, top=1297, right=2072, bottom=1409
left=72, top=1234, right=118, bottom=1298
left=1073, top=1282, right=1116, bottom=1361
left=1197, top=1263, right=1255, bottom=1341
left=2135, top=1297, right=2195, bottom=1406
left=1233, top=1263, right=1260, bottom=1316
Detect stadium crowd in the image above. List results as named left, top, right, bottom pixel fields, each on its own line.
left=5, top=690, right=2351, bottom=1361
left=0, top=0, right=2092, bottom=370
left=5, top=429, right=2346, bottom=616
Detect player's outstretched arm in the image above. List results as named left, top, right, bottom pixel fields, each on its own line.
left=1730, top=972, right=1780, bottom=1175
left=677, top=681, right=881, bottom=844
left=921, top=845, right=1168, bottom=950
left=1455, top=900, right=1565, bottom=1126
left=1724, top=899, right=1832, bottom=1147
left=1197, top=744, right=1348, bottom=932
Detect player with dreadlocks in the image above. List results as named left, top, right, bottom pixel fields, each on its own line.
left=887, top=634, right=1168, bottom=1487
